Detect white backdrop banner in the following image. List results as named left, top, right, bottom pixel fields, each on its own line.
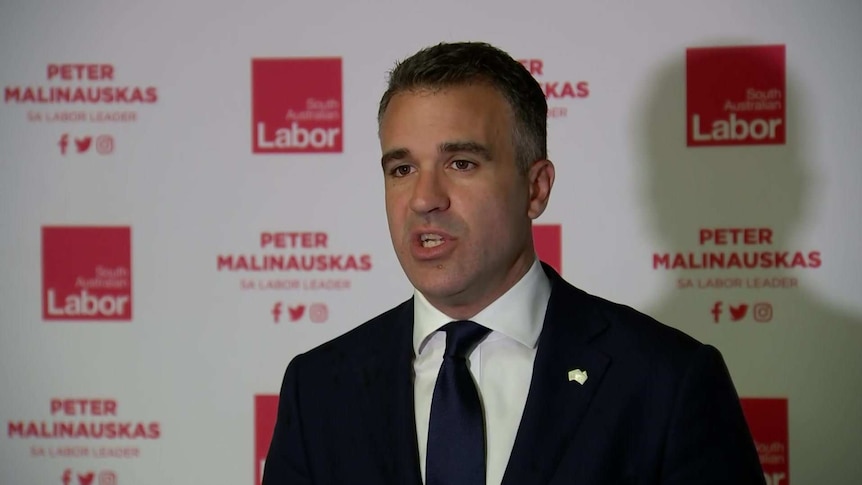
left=2, top=1, right=860, bottom=484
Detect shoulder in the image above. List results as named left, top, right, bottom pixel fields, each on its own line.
left=550, top=277, right=735, bottom=403
left=546, top=268, right=707, bottom=368
left=588, top=289, right=700, bottom=354
left=289, top=298, right=413, bottom=367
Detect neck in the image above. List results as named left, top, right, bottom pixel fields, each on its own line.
left=429, top=253, right=536, bottom=320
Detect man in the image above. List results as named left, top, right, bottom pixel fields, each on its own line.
left=263, top=42, right=764, bottom=485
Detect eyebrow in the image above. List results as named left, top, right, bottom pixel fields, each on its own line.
left=440, top=141, right=493, bottom=161
left=381, top=141, right=493, bottom=166
left=381, top=148, right=410, bottom=166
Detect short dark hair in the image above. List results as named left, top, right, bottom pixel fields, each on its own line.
left=378, top=42, right=547, bottom=172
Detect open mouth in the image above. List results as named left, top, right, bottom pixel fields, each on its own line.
left=420, top=233, right=444, bottom=248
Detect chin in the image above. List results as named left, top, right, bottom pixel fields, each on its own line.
left=409, top=271, right=465, bottom=300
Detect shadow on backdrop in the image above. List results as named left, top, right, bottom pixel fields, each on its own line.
left=636, top=45, right=862, bottom=483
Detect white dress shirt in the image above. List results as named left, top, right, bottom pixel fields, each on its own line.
left=413, top=258, right=552, bottom=485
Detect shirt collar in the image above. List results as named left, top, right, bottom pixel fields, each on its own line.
left=413, top=258, right=551, bottom=355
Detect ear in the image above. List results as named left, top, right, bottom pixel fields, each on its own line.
left=527, top=159, right=555, bottom=219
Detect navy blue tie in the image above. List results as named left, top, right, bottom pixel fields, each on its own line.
left=426, top=320, right=491, bottom=485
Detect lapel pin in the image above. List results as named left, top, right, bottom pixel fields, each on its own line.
left=568, top=369, right=588, bottom=385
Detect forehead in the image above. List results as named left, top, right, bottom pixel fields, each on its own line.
left=379, top=84, right=514, bottom=148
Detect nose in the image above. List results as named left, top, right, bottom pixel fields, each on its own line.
left=409, top=168, right=450, bottom=214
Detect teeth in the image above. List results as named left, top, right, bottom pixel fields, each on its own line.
left=420, top=233, right=444, bottom=248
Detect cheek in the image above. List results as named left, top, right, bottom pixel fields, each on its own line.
left=465, top=195, right=510, bottom=237
left=384, top=194, right=408, bottom=236
left=473, top=189, right=529, bottom=241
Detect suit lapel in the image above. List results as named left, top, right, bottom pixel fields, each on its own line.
left=351, top=299, right=423, bottom=485
left=502, top=267, right=611, bottom=485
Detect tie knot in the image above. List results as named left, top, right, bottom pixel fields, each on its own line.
left=441, top=320, right=490, bottom=359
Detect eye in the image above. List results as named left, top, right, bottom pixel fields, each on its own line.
left=389, top=165, right=415, bottom=177
left=451, top=159, right=476, bottom=171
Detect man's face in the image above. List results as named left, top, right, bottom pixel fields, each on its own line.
left=379, top=83, right=542, bottom=318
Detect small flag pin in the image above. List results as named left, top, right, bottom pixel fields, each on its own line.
left=568, top=369, right=588, bottom=385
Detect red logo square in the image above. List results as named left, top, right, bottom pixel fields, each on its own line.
left=687, top=45, right=785, bottom=146
left=533, top=224, right=562, bottom=273
left=251, top=58, right=343, bottom=153
left=255, top=394, right=279, bottom=484
left=42, top=226, right=132, bottom=321
left=741, top=397, right=789, bottom=484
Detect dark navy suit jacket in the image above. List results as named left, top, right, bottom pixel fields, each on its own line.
left=262, top=264, right=765, bottom=484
